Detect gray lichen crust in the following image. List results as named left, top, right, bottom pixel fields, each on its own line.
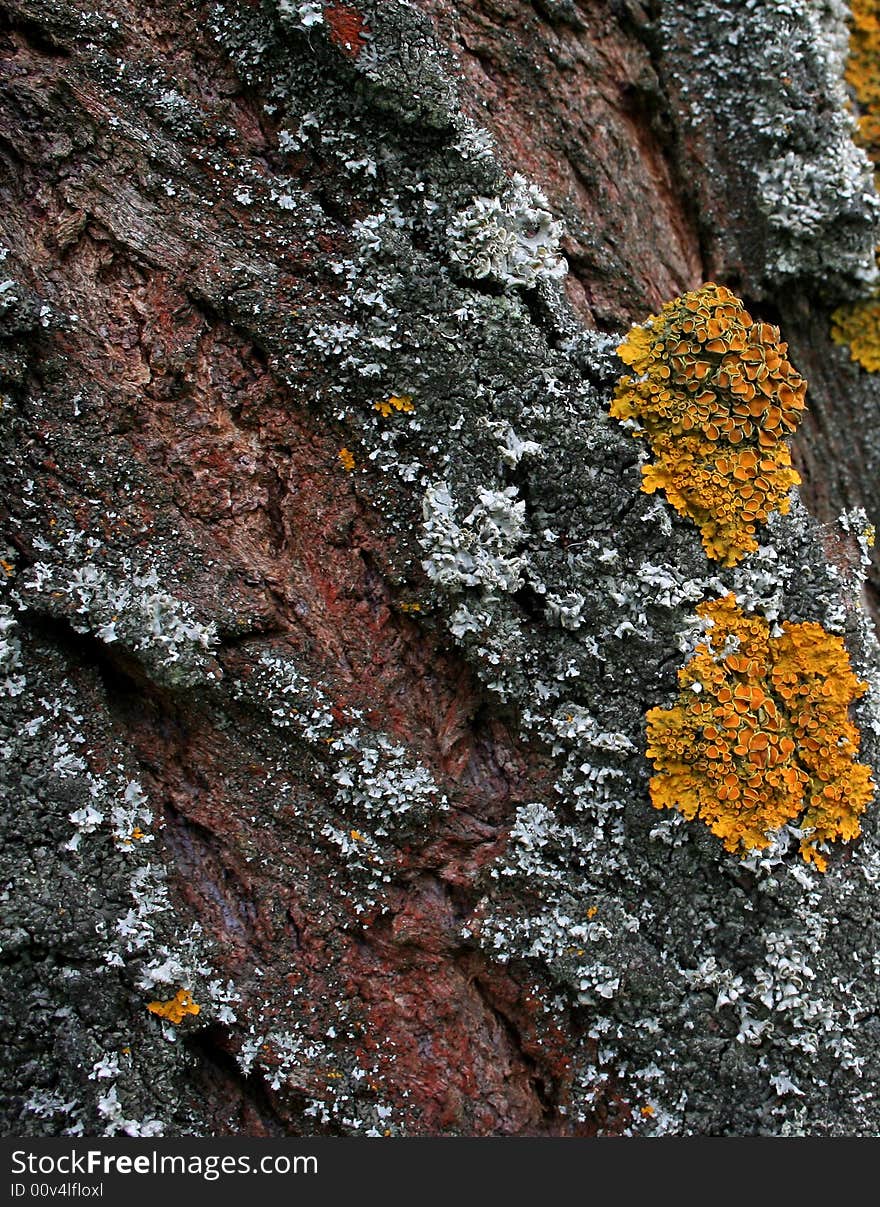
left=656, top=0, right=880, bottom=298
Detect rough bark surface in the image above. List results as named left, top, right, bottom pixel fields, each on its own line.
left=2, top=0, right=880, bottom=1137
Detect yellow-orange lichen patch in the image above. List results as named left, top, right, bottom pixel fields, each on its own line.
left=831, top=296, right=880, bottom=371
left=646, top=594, right=875, bottom=870
left=147, top=988, right=200, bottom=1025
left=374, top=394, right=414, bottom=417
left=612, top=283, right=806, bottom=565
left=828, top=6, right=880, bottom=371
left=338, top=447, right=356, bottom=471
left=846, top=0, right=880, bottom=165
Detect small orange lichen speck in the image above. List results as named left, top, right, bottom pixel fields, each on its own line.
left=338, top=447, right=356, bottom=471
left=147, top=988, right=201, bottom=1025
left=117, top=826, right=146, bottom=847
left=646, top=594, right=875, bottom=870
left=374, top=394, right=414, bottom=417
left=611, top=283, right=806, bottom=565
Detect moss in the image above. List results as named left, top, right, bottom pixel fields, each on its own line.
left=646, top=594, right=875, bottom=870
left=611, top=284, right=806, bottom=566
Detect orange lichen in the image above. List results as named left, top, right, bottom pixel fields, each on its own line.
left=116, top=826, right=146, bottom=847
left=846, top=0, right=880, bottom=165
left=830, top=297, right=880, bottom=371
left=612, top=283, right=806, bottom=565
left=338, top=447, right=356, bottom=471
left=374, top=394, right=414, bottom=417
left=646, top=594, right=874, bottom=870
left=830, top=2, right=880, bottom=371
left=147, top=988, right=200, bottom=1025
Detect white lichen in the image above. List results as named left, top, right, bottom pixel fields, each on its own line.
left=446, top=174, right=567, bottom=290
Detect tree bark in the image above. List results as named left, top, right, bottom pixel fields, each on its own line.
left=2, top=0, right=880, bottom=1136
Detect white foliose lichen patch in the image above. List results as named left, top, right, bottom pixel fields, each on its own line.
left=446, top=174, right=567, bottom=290
left=232, top=648, right=447, bottom=874
left=276, top=0, right=324, bottom=31
left=757, top=138, right=879, bottom=279
left=330, top=728, right=448, bottom=833
left=420, top=481, right=528, bottom=596
left=235, top=1014, right=402, bottom=1135
left=20, top=530, right=218, bottom=686
left=839, top=505, right=877, bottom=569
left=0, top=602, right=25, bottom=697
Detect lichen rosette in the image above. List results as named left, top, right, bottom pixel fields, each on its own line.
left=646, top=594, right=875, bottom=870
left=612, top=283, right=806, bottom=565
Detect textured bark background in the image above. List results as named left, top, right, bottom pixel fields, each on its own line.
left=2, top=0, right=880, bottom=1137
